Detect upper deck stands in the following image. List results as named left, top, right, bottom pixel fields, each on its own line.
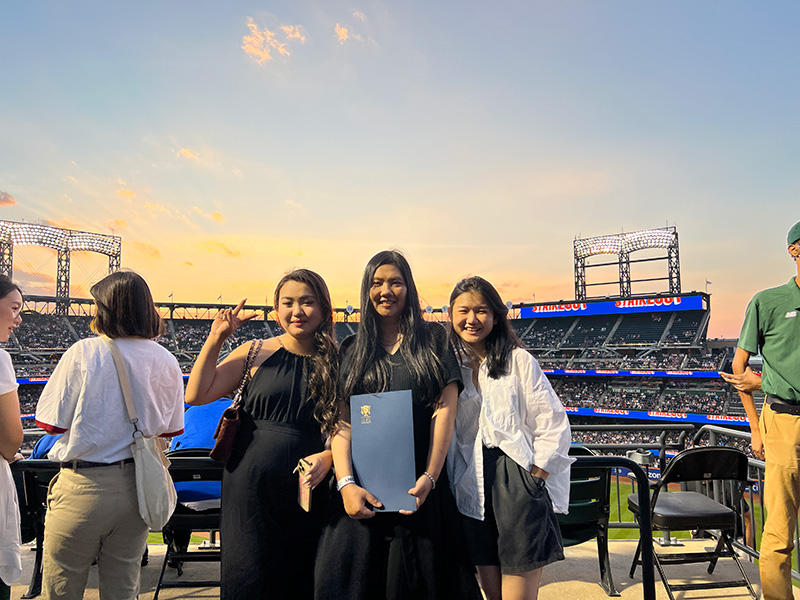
left=662, top=311, right=705, bottom=345
left=607, top=313, right=668, bottom=346
left=562, top=315, right=616, bottom=348
left=524, top=317, right=572, bottom=349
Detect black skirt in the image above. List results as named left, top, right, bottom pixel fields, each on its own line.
left=462, top=446, right=565, bottom=574
left=221, top=419, right=328, bottom=600
left=314, top=469, right=481, bottom=600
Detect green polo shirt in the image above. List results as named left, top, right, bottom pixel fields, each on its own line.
left=738, top=277, right=800, bottom=403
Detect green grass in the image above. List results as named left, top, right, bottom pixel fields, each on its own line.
left=146, top=532, right=207, bottom=544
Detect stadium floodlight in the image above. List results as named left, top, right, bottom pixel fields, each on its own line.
left=574, top=235, right=623, bottom=258
left=574, top=226, right=680, bottom=300
left=574, top=227, right=677, bottom=259
left=68, top=233, right=121, bottom=256
left=620, top=228, right=676, bottom=254
left=0, top=220, right=122, bottom=316
left=0, top=220, right=121, bottom=256
left=9, top=223, right=69, bottom=250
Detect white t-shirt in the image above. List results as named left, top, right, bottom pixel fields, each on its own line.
left=0, top=348, right=21, bottom=584
left=36, top=336, right=185, bottom=463
left=0, top=349, right=19, bottom=396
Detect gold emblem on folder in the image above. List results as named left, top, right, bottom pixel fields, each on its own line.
left=361, top=405, right=372, bottom=424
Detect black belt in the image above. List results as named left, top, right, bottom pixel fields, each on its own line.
left=767, top=395, right=800, bottom=416
left=60, top=457, right=135, bottom=470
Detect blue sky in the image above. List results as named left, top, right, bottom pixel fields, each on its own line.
left=1, top=1, right=798, bottom=336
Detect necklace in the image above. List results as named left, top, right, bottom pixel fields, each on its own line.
left=277, top=336, right=311, bottom=357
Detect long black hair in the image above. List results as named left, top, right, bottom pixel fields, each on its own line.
left=273, top=269, right=339, bottom=435
left=341, top=250, right=445, bottom=408
left=0, top=275, right=22, bottom=301
left=448, top=276, right=522, bottom=379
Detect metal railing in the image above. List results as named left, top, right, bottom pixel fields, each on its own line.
left=690, top=424, right=792, bottom=580
left=572, top=423, right=696, bottom=529
left=574, top=455, right=657, bottom=600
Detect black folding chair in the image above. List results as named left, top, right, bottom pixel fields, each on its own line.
left=11, top=459, right=60, bottom=599
left=153, top=452, right=224, bottom=600
left=627, top=447, right=756, bottom=600
left=556, top=446, right=619, bottom=596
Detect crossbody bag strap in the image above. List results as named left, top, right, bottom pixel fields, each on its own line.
left=102, top=335, right=141, bottom=436
left=233, top=338, right=264, bottom=409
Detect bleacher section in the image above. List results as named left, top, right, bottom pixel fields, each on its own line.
left=70, top=316, right=94, bottom=340
left=335, top=322, right=357, bottom=342
left=607, top=312, right=668, bottom=346
left=523, top=317, right=571, bottom=348
left=227, top=320, right=273, bottom=348
left=552, top=376, right=734, bottom=416
left=15, top=312, right=74, bottom=349
left=561, top=315, right=616, bottom=348
left=663, top=311, right=705, bottom=345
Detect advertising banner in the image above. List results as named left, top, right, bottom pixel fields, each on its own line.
left=519, top=294, right=705, bottom=319
left=544, top=368, right=719, bottom=379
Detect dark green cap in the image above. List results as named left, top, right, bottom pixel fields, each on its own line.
left=789, top=221, right=800, bottom=246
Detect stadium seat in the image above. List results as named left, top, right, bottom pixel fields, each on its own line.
left=627, top=447, right=756, bottom=600
left=556, top=445, right=619, bottom=596
left=153, top=452, right=224, bottom=600
left=11, top=459, right=60, bottom=599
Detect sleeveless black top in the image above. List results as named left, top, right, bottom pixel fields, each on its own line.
left=241, top=347, right=316, bottom=430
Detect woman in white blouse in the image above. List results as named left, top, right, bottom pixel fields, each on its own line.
left=35, top=271, right=184, bottom=600
left=447, top=276, right=574, bottom=600
left=0, top=275, right=23, bottom=599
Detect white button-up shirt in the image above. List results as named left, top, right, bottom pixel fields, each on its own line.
left=447, top=347, right=574, bottom=519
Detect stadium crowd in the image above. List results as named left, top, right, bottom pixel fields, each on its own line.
left=554, top=377, right=730, bottom=415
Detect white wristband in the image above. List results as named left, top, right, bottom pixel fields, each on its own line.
left=337, top=475, right=356, bottom=491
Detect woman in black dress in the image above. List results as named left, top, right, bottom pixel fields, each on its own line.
left=315, top=250, right=481, bottom=600
left=186, top=269, right=338, bottom=599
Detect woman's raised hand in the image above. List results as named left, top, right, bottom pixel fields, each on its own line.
left=209, top=298, right=257, bottom=342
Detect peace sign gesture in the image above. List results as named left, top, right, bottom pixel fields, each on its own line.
left=209, top=298, right=257, bottom=342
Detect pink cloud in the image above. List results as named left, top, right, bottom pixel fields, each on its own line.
left=0, top=191, right=17, bottom=207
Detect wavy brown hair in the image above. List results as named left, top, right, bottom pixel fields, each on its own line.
left=274, top=269, right=339, bottom=435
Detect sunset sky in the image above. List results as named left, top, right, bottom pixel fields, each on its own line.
left=1, top=2, right=798, bottom=338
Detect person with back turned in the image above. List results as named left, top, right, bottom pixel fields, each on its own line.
left=721, top=221, right=800, bottom=600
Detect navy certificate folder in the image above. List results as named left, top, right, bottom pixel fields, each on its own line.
left=350, top=389, right=417, bottom=512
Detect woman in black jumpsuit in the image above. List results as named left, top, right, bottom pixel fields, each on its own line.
left=186, top=269, right=339, bottom=599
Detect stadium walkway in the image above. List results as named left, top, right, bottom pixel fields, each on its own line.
left=9, top=538, right=790, bottom=599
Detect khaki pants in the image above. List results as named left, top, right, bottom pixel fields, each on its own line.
left=760, top=402, right=800, bottom=600
left=42, top=462, right=149, bottom=600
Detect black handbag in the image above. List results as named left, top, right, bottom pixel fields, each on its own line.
left=209, top=338, right=263, bottom=462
